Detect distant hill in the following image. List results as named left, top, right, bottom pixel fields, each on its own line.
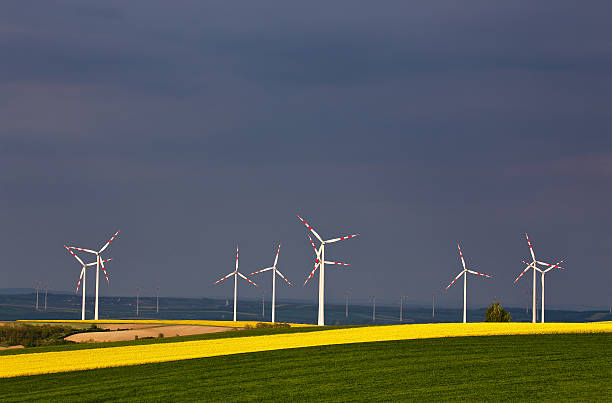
left=1, top=292, right=611, bottom=324
left=0, top=288, right=70, bottom=295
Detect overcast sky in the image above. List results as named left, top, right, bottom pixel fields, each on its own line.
left=1, top=1, right=611, bottom=309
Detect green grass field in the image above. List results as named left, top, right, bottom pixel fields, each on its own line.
left=1, top=333, right=610, bottom=401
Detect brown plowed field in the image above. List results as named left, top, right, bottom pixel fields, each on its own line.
left=97, top=324, right=159, bottom=330
left=65, top=325, right=234, bottom=343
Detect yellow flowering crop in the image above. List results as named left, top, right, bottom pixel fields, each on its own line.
left=2, top=322, right=611, bottom=378
left=17, top=319, right=314, bottom=328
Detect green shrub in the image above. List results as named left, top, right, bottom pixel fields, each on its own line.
left=485, top=302, right=511, bottom=322
left=244, top=322, right=291, bottom=330
left=255, top=322, right=291, bottom=329
left=0, top=324, right=77, bottom=347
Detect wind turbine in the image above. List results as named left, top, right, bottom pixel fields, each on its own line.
left=432, top=294, right=435, bottom=319
left=299, top=216, right=359, bottom=326
left=214, top=245, right=258, bottom=322
left=156, top=286, right=160, bottom=314
left=445, top=244, right=492, bottom=323
left=513, top=233, right=565, bottom=323
left=517, top=258, right=565, bottom=323
left=43, top=282, right=48, bottom=311
left=34, top=281, right=40, bottom=311
left=65, top=246, right=111, bottom=320
left=249, top=243, right=293, bottom=323
left=371, top=296, right=376, bottom=322
left=345, top=290, right=351, bottom=319
left=399, top=295, right=409, bottom=323
left=66, top=230, right=119, bottom=320
left=136, top=286, right=140, bottom=316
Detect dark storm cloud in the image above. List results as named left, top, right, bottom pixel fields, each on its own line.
left=1, top=1, right=611, bottom=310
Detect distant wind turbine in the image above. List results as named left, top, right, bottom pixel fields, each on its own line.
left=44, top=283, right=48, bottom=311
left=399, top=295, right=409, bottom=323
left=66, top=230, right=119, bottom=320
left=156, top=286, right=160, bottom=314
left=65, top=246, right=111, bottom=320
left=214, top=246, right=258, bottom=322
left=371, top=296, right=376, bottom=322
left=34, top=281, right=40, bottom=311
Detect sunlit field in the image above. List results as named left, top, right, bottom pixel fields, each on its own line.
left=1, top=321, right=611, bottom=378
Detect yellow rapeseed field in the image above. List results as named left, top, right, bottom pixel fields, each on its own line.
left=17, top=319, right=314, bottom=328
left=2, top=321, right=611, bottom=378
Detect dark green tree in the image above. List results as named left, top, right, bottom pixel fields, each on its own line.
left=485, top=302, right=511, bottom=322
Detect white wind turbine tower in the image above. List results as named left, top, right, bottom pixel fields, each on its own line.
left=445, top=244, right=492, bottom=323
left=298, top=216, right=359, bottom=326
left=513, top=233, right=565, bottom=323
left=65, top=246, right=111, bottom=320
left=522, top=259, right=565, bottom=323
left=66, top=230, right=119, bottom=320
left=214, top=245, right=258, bottom=322
left=249, top=243, right=293, bottom=323
left=34, top=281, right=41, bottom=311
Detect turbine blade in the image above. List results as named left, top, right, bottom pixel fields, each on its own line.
left=457, top=244, right=466, bottom=271
left=68, top=247, right=97, bottom=254
left=249, top=267, right=274, bottom=275
left=99, top=230, right=120, bottom=253
left=273, top=243, right=281, bottom=267
left=466, top=269, right=491, bottom=278
left=325, top=234, right=360, bottom=244
left=65, top=245, right=86, bottom=267
left=538, top=260, right=566, bottom=270
left=303, top=262, right=320, bottom=286
left=75, top=267, right=85, bottom=294
left=235, top=245, right=239, bottom=272
left=275, top=270, right=293, bottom=286
left=297, top=216, right=323, bottom=243
left=238, top=272, right=258, bottom=287
left=445, top=271, right=465, bottom=290
left=99, top=256, right=110, bottom=283
left=214, top=272, right=235, bottom=284
left=514, top=264, right=533, bottom=283
left=324, top=261, right=350, bottom=266
left=543, top=260, right=565, bottom=273
left=525, top=233, right=536, bottom=262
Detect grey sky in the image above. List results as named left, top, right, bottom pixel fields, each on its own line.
left=1, top=1, right=611, bottom=309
